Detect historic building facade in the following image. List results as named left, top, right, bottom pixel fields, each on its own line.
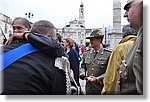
left=62, top=3, right=86, bottom=45
left=0, top=13, right=12, bottom=45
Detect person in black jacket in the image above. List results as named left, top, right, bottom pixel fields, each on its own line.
left=1, top=19, right=67, bottom=95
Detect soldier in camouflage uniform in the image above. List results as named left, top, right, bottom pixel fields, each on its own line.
left=79, top=29, right=111, bottom=95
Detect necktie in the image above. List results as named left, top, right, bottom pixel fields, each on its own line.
left=94, top=52, right=98, bottom=58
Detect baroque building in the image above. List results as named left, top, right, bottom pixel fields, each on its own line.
left=62, top=3, right=86, bottom=45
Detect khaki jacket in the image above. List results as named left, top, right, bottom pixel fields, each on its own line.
left=102, top=35, right=137, bottom=94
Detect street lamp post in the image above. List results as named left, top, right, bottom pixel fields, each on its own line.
left=105, top=27, right=107, bottom=44
left=25, top=12, right=34, bottom=21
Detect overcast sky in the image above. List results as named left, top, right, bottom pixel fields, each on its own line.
left=0, top=0, right=129, bottom=28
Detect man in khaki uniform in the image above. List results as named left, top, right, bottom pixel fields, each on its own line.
left=79, top=29, right=111, bottom=95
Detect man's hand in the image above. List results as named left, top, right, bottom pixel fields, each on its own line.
left=79, top=73, right=85, bottom=80
left=5, top=35, right=14, bottom=45
left=5, top=32, right=30, bottom=45
left=5, top=33, right=24, bottom=45
left=86, top=76, right=97, bottom=84
left=13, top=33, right=24, bottom=39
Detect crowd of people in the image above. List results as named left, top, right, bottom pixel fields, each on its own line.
left=0, top=0, right=143, bottom=95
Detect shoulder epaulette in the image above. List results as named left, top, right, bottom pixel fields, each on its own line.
left=104, top=48, right=112, bottom=52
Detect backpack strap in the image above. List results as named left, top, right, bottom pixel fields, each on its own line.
left=0, top=43, right=38, bottom=71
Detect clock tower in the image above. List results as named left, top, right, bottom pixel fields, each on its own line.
left=79, top=2, right=85, bottom=27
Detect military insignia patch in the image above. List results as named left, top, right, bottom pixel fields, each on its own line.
left=96, top=31, right=102, bottom=35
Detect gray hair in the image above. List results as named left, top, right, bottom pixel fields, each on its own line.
left=12, top=17, right=31, bottom=30
left=122, top=25, right=137, bottom=38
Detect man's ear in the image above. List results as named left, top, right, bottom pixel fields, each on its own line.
left=46, top=34, right=51, bottom=37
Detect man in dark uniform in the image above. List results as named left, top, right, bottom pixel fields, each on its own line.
left=1, top=19, right=67, bottom=95
left=79, top=29, right=111, bottom=95
left=115, top=0, right=143, bottom=95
